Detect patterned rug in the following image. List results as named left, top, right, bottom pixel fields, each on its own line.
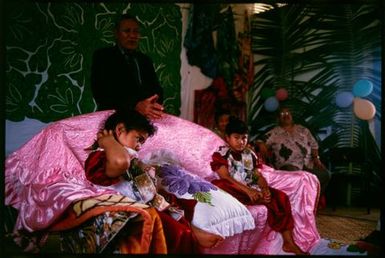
left=308, top=213, right=379, bottom=255
left=316, top=214, right=378, bottom=244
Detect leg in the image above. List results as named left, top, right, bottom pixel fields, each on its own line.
left=265, top=188, right=308, bottom=255
left=281, top=230, right=309, bottom=255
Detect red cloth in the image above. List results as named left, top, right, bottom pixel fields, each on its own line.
left=159, top=189, right=197, bottom=223
left=210, top=151, right=229, bottom=171
left=211, top=179, right=294, bottom=232
left=84, top=150, right=198, bottom=253
left=85, top=150, right=120, bottom=186
left=157, top=211, right=196, bottom=254
left=210, top=149, right=260, bottom=171
left=210, top=148, right=294, bottom=233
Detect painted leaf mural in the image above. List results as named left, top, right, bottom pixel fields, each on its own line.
left=5, top=2, right=182, bottom=122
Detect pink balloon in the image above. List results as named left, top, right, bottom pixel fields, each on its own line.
left=275, top=88, right=288, bottom=101
left=353, top=98, right=376, bottom=120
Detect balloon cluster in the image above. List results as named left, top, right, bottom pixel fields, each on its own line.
left=335, top=79, right=376, bottom=120
left=262, top=87, right=288, bottom=112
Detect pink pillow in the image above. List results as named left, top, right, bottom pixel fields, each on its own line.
left=139, top=114, right=225, bottom=179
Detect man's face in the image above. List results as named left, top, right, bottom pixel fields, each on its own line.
left=115, top=19, right=140, bottom=50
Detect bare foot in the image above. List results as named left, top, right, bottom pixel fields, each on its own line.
left=191, top=225, right=224, bottom=248
left=283, top=242, right=310, bottom=255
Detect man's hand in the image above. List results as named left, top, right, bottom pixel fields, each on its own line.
left=135, top=94, right=164, bottom=119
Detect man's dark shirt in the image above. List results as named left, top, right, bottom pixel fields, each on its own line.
left=91, top=45, right=163, bottom=111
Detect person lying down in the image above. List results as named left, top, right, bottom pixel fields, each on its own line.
left=84, top=110, right=225, bottom=253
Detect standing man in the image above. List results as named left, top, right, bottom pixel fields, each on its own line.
left=91, top=13, right=164, bottom=119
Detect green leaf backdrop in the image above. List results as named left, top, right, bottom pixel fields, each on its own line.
left=5, top=2, right=182, bottom=123
left=247, top=4, right=381, bottom=206
left=248, top=4, right=381, bottom=148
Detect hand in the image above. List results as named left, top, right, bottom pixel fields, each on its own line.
left=246, top=188, right=263, bottom=203
left=97, top=129, right=116, bottom=148
left=261, top=187, right=271, bottom=204
left=135, top=94, right=164, bottom=120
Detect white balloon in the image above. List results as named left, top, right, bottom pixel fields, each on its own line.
left=353, top=98, right=376, bottom=120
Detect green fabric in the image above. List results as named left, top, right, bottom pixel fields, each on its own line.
left=5, top=2, right=182, bottom=122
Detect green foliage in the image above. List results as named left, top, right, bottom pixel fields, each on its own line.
left=248, top=3, right=381, bottom=189
left=5, top=2, right=182, bottom=122
left=248, top=4, right=381, bottom=149
left=193, top=191, right=214, bottom=206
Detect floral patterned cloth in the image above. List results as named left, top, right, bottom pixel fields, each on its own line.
left=60, top=211, right=136, bottom=253
left=157, top=164, right=217, bottom=203
left=210, top=145, right=259, bottom=186
left=210, top=145, right=295, bottom=233
left=263, top=124, right=319, bottom=170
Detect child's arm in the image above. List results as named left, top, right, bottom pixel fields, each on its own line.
left=254, top=168, right=271, bottom=203
left=216, top=165, right=262, bottom=203
left=254, top=168, right=268, bottom=189
left=97, top=129, right=133, bottom=178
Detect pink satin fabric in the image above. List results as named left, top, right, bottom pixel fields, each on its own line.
left=138, top=114, right=225, bottom=179
left=5, top=111, right=320, bottom=254
left=199, top=167, right=320, bottom=254
left=5, top=111, right=116, bottom=232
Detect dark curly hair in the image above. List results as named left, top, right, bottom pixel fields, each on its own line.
left=104, top=109, right=156, bottom=137
left=225, top=116, right=248, bottom=136
left=87, top=110, right=156, bottom=150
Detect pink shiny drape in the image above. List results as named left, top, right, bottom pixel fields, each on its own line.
left=5, top=111, right=320, bottom=254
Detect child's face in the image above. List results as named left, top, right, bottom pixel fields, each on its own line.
left=226, top=133, right=248, bottom=152
left=116, top=128, right=148, bottom=151
left=217, top=114, right=230, bottom=132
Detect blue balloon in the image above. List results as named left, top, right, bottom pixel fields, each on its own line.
left=264, top=96, right=279, bottom=112
left=336, top=91, right=354, bottom=108
left=352, top=79, right=373, bottom=97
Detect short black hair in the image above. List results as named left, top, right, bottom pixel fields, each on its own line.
left=225, top=116, right=248, bottom=135
left=114, top=13, right=138, bottom=30
left=104, top=109, right=156, bottom=137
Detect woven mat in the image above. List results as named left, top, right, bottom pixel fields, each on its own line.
left=316, top=214, right=377, bottom=245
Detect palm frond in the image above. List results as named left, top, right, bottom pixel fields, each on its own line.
left=248, top=3, right=381, bottom=155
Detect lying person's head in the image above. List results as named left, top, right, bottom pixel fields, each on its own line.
left=103, top=110, right=157, bottom=151
left=224, top=116, right=249, bottom=153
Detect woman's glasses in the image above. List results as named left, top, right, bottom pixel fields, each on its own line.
left=280, top=111, right=291, bottom=116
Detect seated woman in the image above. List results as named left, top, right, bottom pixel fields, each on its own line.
left=84, top=110, right=224, bottom=253
left=255, top=106, right=330, bottom=195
